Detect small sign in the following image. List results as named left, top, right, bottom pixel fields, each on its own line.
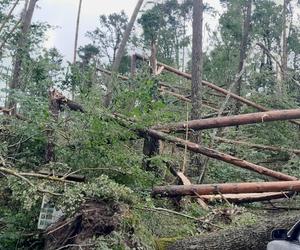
left=38, top=195, right=63, bottom=230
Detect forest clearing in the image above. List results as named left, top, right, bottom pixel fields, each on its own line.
left=0, top=0, right=300, bottom=249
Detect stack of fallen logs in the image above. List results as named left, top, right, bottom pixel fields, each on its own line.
left=130, top=54, right=300, bottom=204
left=2, top=55, right=300, bottom=206
left=97, top=54, right=300, bottom=204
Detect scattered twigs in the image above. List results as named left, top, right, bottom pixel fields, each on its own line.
left=215, top=137, right=300, bottom=155
left=159, top=87, right=219, bottom=111
left=136, top=206, right=223, bottom=229
left=135, top=53, right=300, bottom=126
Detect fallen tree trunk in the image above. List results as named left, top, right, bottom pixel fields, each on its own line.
left=135, top=53, right=300, bottom=126
left=152, top=109, right=300, bottom=132
left=168, top=213, right=300, bottom=250
left=147, top=129, right=297, bottom=181
left=29, top=96, right=295, bottom=182
left=152, top=180, right=300, bottom=197
left=159, top=87, right=219, bottom=111
left=200, top=192, right=290, bottom=204
left=215, top=137, right=300, bottom=155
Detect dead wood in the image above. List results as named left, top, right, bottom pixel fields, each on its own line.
left=168, top=212, right=300, bottom=250
left=152, top=109, right=300, bottom=133
left=152, top=181, right=300, bottom=197
left=135, top=53, right=300, bottom=126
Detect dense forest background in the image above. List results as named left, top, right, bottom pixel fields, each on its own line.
left=0, top=0, right=300, bottom=249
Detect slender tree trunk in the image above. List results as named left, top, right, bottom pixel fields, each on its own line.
left=7, top=0, right=38, bottom=112
left=143, top=39, right=159, bottom=172
left=72, top=0, right=83, bottom=100
left=73, top=0, right=83, bottom=64
left=112, top=0, right=144, bottom=72
left=104, top=0, right=144, bottom=108
left=235, top=0, right=252, bottom=114
left=189, top=0, right=204, bottom=177
left=0, top=0, right=20, bottom=34
left=279, top=0, right=290, bottom=96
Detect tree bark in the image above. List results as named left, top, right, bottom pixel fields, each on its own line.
left=150, top=40, right=157, bottom=75
left=168, top=213, right=300, bottom=250
left=7, top=0, right=38, bottom=112
left=73, top=0, right=83, bottom=64
left=130, top=54, right=137, bottom=77
left=189, top=0, right=204, bottom=176
left=281, top=0, right=289, bottom=83
left=142, top=135, right=160, bottom=172
left=112, top=0, right=144, bottom=72
left=235, top=0, right=252, bottom=114
left=200, top=192, right=289, bottom=204
left=152, top=180, right=300, bottom=197
left=146, top=129, right=296, bottom=181
left=152, top=109, right=300, bottom=133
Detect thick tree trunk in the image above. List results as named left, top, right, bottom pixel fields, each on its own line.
left=146, top=129, right=296, bottom=181
left=152, top=109, right=300, bottom=133
left=142, top=136, right=160, bottom=172
left=134, top=53, right=300, bottom=126
left=168, top=213, right=300, bottom=250
left=152, top=180, right=300, bottom=197
left=189, top=0, right=204, bottom=176
left=235, top=0, right=252, bottom=114
left=7, top=0, right=38, bottom=112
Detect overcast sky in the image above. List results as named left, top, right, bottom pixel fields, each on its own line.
left=33, top=0, right=142, bottom=60
left=33, top=0, right=222, bottom=61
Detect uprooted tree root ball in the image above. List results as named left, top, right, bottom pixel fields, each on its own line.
left=44, top=200, right=127, bottom=249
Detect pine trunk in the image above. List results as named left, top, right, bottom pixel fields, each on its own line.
left=189, top=0, right=203, bottom=177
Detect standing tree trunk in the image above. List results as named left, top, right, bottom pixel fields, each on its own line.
left=143, top=39, right=159, bottom=172
left=280, top=0, right=290, bottom=93
left=45, top=90, right=60, bottom=163
left=72, top=0, right=83, bottom=100
left=235, top=0, right=252, bottom=114
left=150, top=40, right=157, bottom=75
left=73, top=0, right=83, bottom=64
left=189, top=0, right=203, bottom=177
left=7, top=0, right=38, bottom=113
